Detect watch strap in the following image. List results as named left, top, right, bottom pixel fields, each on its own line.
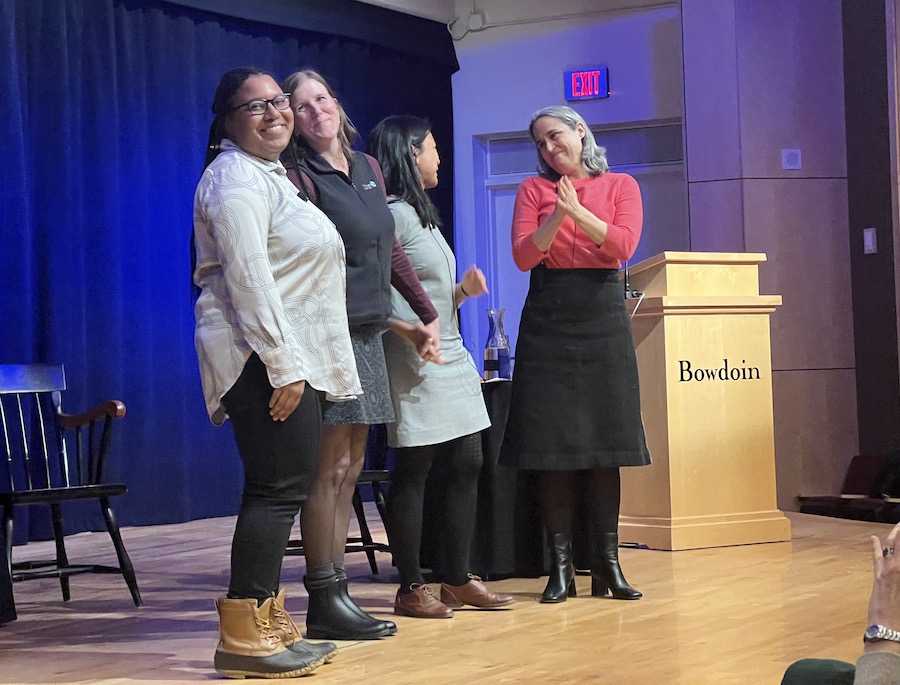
left=864, top=624, right=900, bottom=643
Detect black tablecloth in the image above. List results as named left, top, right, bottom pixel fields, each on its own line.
left=421, top=380, right=544, bottom=580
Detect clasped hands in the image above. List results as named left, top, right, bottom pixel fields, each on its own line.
left=553, top=174, right=584, bottom=220
left=391, top=317, right=444, bottom=365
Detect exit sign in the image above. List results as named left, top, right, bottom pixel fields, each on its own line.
left=564, top=68, right=610, bottom=101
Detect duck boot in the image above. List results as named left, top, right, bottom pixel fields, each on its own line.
left=269, top=589, right=338, bottom=664
left=213, top=596, right=323, bottom=679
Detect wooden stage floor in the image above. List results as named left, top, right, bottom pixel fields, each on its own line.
left=0, top=509, right=884, bottom=684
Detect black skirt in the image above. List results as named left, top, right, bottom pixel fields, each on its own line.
left=499, top=266, right=651, bottom=471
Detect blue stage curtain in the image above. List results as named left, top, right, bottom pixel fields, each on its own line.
left=0, top=0, right=456, bottom=540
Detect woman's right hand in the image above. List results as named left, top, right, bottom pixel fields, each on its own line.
left=269, top=380, right=306, bottom=421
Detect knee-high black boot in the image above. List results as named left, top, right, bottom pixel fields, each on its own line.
left=541, top=533, right=576, bottom=603
left=590, top=532, right=641, bottom=600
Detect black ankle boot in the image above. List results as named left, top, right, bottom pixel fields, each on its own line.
left=304, top=574, right=394, bottom=640
left=334, top=570, right=397, bottom=635
left=541, top=533, right=577, bottom=603
left=591, top=532, right=641, bottom=600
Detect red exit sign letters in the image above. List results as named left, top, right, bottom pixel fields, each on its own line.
left=564, top=68, right=610, bottom=101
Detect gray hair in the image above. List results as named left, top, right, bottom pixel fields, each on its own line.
left=528, top=105, right=609, bottom=180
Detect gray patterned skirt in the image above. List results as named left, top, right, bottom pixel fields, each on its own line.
left=322, top=325, right=396, bottom=426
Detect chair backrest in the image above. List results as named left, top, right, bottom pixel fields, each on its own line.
left=841, top=455, right=888, bottom=496
left=0, top=363, right=117, bottom=493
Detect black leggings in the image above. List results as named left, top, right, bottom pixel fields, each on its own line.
left=387, top=433, right=483, bottom=587
left=222, top=353, right=321, bottom=602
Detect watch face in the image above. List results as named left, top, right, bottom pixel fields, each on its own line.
left=866, top=625, right=882, bottom=640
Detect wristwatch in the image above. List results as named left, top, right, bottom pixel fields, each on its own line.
left=864, top=624, right=900, bottom=643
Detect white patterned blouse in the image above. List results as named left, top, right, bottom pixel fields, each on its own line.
left=193, top=140, right=361, bottom=425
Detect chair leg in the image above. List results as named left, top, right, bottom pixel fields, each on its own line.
left=1, top=505, right=16, bottom=623
left=3, top=505, right=13, bottom=583
left=351, top=488, right=378, bottom=575
left=372, top=482, right=389, bottom=529
left=50, top=503, right=70, bottom=601
left=100, top=497, right=142, bottom=606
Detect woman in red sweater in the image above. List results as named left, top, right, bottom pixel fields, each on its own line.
left=500, top=105, right=651, bottom=603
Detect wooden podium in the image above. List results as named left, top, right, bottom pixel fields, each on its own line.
left=619, top=252, right=791, bottom=550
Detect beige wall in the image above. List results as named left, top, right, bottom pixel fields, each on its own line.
left=683, top=0, right=858, bottom=509
left=448, top=0, right=859, bottom=509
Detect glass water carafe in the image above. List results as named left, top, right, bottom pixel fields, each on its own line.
left=484, top=308, right=511, bottom=380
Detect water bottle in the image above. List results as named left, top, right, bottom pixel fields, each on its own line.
left=484, top=308, right=511, bottom=380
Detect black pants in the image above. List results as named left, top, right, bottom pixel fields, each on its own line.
left=222, top=353, right=321, bottom=602
left=387, top=433, right=483, bottom=587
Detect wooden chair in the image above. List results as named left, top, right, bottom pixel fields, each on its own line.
left=797, top=455, right=890, bottom=522
left=286, top=424, right=391, bottom=574
left=0, top=363, right=141, bottom=609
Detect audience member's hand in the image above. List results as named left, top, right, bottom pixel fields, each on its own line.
left=865, top=521, right=900, bottom=653
left=269, top=380, right=305, bottom=421
left=460, top=265, right=488, bottom=298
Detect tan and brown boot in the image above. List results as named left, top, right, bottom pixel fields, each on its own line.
left=269, top=589, right=338, bottom=664
left=213, top=596, right=324, bottom=679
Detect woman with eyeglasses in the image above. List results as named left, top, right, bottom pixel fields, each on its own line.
left=280, top=69, right=441, bottom=641
left=367, top=115, right=515, bottom=619
left=193, top=67, right=360, bottom=678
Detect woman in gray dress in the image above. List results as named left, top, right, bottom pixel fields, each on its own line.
left=368, top=115, right=515, bottom=619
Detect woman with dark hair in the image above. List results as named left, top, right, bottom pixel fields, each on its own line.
left=280, top=69, right=441, bottom=640
left=368, top=115, right=514, bottom=618
left=500, top=104, right=650, bottom=604
left=193, top=67, right=359, bottom=678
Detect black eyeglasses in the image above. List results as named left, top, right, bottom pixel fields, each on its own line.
left=230, top=93, right=291, bottom=116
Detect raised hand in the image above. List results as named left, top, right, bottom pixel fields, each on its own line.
left=460, top=265, right=488, bottom=298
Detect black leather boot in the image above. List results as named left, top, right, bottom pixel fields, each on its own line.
left=304, top=574, right=395, bottom=640
left=591, top=532, right=641, bottom=600
left=541, top=533, right=577, bottom=603
left=334, top=568, right=397, bottom=635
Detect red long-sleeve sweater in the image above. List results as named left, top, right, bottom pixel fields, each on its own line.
left=511, top=172, right=643, bottom=272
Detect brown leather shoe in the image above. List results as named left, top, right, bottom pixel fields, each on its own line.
left=440, top=574, right=516, bottom=609
left=394, top=585, right=453, bottom=619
